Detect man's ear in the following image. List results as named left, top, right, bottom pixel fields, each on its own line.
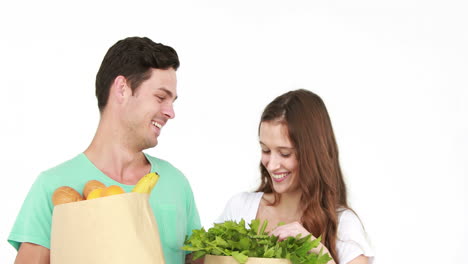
left=110, top=76, right=131, bottom=104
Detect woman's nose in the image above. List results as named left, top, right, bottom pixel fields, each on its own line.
left=266, top=154, right=281, bottom=171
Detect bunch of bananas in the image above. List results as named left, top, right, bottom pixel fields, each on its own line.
left=132, top=172, right=160, bottom=194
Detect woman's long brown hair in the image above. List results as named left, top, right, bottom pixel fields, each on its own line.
left=256, top=89, right=349, bottom=262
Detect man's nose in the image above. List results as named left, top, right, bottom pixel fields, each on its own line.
left=163, top=103, right=175, bottom=119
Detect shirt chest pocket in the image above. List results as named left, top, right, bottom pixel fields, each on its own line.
left=154, top=203, right=187, bottom=252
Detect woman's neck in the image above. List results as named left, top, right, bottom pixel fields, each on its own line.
left=275, top=190, right=302, bottom=215
left=259, top=190, right=303, bottom=231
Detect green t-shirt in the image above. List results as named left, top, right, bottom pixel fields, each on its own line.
left=8, top=153, right=201, bottom=264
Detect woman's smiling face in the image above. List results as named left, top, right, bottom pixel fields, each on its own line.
left=259, top=121, right=299, bottom=194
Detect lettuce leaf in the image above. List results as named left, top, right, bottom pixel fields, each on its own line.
left=181, top=219, right=332, bottom=264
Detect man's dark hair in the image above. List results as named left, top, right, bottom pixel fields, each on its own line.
left=95, top=37, right=180, bottom=112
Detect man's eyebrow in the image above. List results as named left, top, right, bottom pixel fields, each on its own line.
left=158, top=87, right=178, bottom=101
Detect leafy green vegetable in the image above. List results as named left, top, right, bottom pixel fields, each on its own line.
left=182, top=219, right=332, bottom=264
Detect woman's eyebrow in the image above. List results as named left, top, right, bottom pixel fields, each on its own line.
left=277, top=146, right=294, bottom=150
left=259, top=142, right=294, bottom=150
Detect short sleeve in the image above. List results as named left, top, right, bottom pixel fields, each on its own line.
left=336, top=210, right=375, bottom=264
left=8, top=173, right=54, bottom=250
left=185, top=182, right=201, bottom=238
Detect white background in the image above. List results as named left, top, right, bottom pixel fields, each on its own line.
left=1, top=0, right=467, bottom=263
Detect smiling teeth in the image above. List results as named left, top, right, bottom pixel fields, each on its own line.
left=272, top=173, right=288, bottom=179
left=152, top=121, right=162, bottom=129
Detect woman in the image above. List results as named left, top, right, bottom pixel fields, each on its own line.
left=217, top=89, right=374, bottom=264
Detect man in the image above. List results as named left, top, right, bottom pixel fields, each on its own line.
left=9, top=37, right=202, bottom=264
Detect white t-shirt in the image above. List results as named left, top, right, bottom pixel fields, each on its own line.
left=216, top=192, right=375, bottom=264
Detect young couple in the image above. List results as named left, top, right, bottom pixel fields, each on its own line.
left=9, top=37, right=374, bottom=264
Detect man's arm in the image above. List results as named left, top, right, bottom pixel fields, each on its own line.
left=185, top=253, right=204, bottom=264
left=15, top=242, right=50, bottom=264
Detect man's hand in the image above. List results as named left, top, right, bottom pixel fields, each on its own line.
left=15, top=242, right=50, bottom=264
left=185, top=253, right=204, bottom=264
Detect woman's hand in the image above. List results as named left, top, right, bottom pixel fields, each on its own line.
left=270, top=222, right=335, bottom=263
left=269, top=221, right=311, bottom=241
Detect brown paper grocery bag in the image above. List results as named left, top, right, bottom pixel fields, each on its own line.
left=205, top=255, right=292, bottom=264
left=50, top=192, right=165, bottom=264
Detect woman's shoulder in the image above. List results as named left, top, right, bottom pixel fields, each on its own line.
left=215, top=192, right=263, bottom=224
left=337, top=208, right=366, bottom=234
left=337, top=209, right=360, bottom=223
left=227, top=191, right=264, bottom=206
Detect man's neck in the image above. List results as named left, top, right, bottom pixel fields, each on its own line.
left=84, top=120, right=151, bottom=185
